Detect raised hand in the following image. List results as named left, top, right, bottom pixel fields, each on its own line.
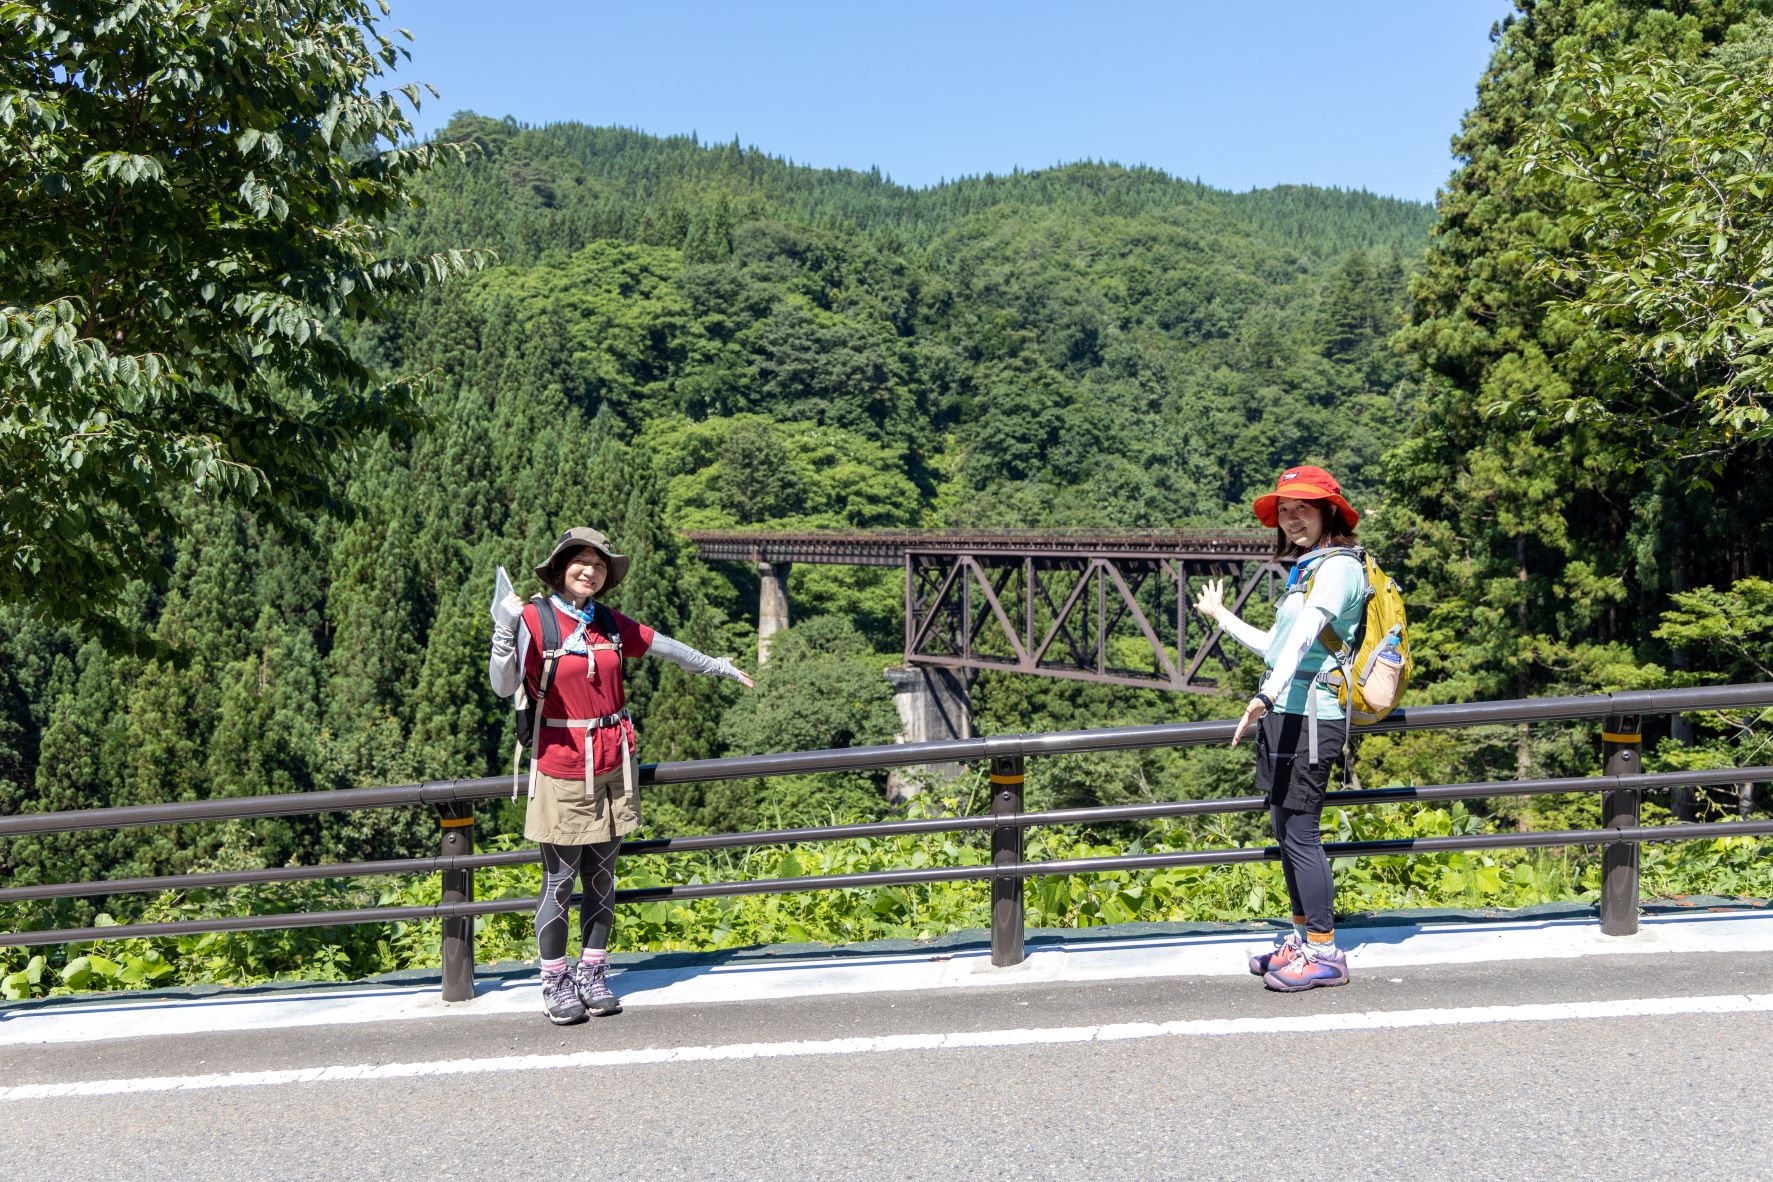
left=490, top=565, right=524, bottom=631
left=1193, top=577, right=1227, bottom=623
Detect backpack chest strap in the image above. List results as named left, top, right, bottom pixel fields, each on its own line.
left=546, top=639, right=621, bottom=654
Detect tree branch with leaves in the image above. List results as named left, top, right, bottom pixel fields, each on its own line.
left=0, top=0, right=491, bottom=640
left=1512, top=47, right=1773, bottom=475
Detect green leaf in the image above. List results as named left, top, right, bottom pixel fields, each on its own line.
left=61, top=956, right=92, bottom=989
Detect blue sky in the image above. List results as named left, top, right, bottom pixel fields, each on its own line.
left=387, top=1, right=1515, bottom=204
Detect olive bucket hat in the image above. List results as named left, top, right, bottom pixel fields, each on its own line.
left=533, top=526, right=631, bottom=596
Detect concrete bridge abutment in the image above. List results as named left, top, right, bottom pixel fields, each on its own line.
left=883, top=665, right=973, bottom=802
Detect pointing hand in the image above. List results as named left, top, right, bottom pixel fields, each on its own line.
left=1230, top=696, right=1268, bottom=748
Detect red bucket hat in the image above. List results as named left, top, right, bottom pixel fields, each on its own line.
left=1252, top=465, right=1360, bottom=529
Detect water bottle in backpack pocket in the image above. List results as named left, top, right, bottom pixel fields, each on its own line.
left=1358, top=624, right=1406, bottom=716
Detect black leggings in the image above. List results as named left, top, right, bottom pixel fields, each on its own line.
left=1270, top=805, right=1335, bottom=935
left=535, top=839, right=621, bottom=961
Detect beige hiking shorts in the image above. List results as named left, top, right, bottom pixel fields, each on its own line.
left=524, top=755, right=641, bottom=846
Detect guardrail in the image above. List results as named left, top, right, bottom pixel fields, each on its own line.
left=3, top=683, right=1772, bottom=1000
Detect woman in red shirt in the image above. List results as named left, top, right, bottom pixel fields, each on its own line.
left=490, top=527, right=753, bottom=1025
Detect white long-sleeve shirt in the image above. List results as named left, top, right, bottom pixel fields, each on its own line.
left=1215, top=551, right=1366, bottom=718
left=489, top=614, right=744, bottom=700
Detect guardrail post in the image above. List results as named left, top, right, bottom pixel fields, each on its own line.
left=989, top=754, right=1025, bottom=967
left=438, top=800, right=476, bottom=1001
left=1600, top=713, right=1641, bottom=936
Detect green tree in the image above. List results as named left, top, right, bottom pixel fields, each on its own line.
left=1313, top=250, right=1386, bottom=362
left=0, top=0, right=486, bottom=638
left=1654, top=579, right=1773, bottom=683
left=718, top=616, right=898, bottom=757
left=1390, top=0, right=1772, bottom=774
left=1514, top=45, right=1773, bottom=466
left=714, top=417, right=803, bottom=524
left=709, top=616, right=898, bottom=829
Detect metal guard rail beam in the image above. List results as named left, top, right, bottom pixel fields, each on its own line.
left=3, top=682, right=1772, bottom=975
left=6, top=816, right=1771, bottom=949
left=3, top=683, right=1770, bottom=839
left=5, top=765, right=1773, bottom=905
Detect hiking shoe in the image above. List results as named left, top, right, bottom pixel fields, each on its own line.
left=1263, top=946, right=1349, bottom=992
left=1249, top=933, right=1303, bottom=977
left=542, top=968, right=588, bottom=1025
left=575, top=960, right=622, bottom=1017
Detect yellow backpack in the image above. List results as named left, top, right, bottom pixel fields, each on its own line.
left=1305, top=547, right=1411, bottom=725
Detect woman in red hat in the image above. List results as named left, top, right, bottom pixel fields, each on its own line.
left=489, top=527, right=753, bottom=1025
left=1193, top=466, right=1369, bottom=991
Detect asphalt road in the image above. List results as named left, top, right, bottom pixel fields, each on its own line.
left=5, top=951, right=1770, bottom=1181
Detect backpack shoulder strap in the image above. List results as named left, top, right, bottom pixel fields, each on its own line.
left=531, top=596, right=563, bottom=747
left=1306, top=545, right=1365, bottom=571
left=579, top=601, right=624, bottom=654
left=533, top=595, right=563, bottom=654
left=1299, top=546, right=1366, bottom=598
left=1304, top=547, right=1370, bottom=657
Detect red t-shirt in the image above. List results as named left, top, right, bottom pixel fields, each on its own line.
left=520, top=600, right=654, bottom=777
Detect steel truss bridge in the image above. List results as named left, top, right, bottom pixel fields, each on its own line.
left=685, top=529, right=1285, bottom=693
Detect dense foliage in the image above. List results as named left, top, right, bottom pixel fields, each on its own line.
left=0, top=91, right=1439, bottom=897
left=1380, top=0, right=1773, bottom=791
left=1516, top=42, right=1773, bottom=463
left=0, top=0, right=486, bottom=639
left=4, top=0, right=1773, bottom=996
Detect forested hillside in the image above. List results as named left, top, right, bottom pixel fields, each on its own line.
left=0, top=119, right=1435, bottom=906
left=5, top=0, right=1773, bottom=986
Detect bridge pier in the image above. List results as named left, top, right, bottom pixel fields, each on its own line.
left=883, top=665, right=972, bottom=801
left=757, top=561, right=791, bottom=664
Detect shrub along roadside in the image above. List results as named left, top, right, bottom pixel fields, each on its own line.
left=3, top=798, right=1769, bottom=1001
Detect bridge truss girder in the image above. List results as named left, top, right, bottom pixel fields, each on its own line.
left=904, top=550, right=1286, bottom=693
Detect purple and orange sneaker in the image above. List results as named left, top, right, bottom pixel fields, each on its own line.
left=1263, top=945, right=1349, bottom=992
left=1248, top=933, right=1302, bottom=977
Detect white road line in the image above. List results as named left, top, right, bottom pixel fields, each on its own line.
left=6, top=992, right=1770, bottom=1102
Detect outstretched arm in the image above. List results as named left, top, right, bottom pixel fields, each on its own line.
left=648, top=633, right=755, bottom=688
left=488, top=567, right=524, bottom=699
left=1193, top=578, right=1274, bottom=654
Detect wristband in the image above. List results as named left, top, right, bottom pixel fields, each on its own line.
left=1252, top=693, right=1274, bottom=713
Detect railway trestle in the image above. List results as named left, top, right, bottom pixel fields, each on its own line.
left=687, top=530, right=1283, bottom=691
left=904, top=548, right=1284, bottom=692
